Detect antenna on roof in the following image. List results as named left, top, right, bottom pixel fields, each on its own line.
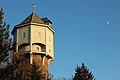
left=32, top=4, right=36, bottom=12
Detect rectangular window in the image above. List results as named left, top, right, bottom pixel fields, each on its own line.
left=38, top=32, right=41, bottom=37
left=22, top=32, right=26, bottom=38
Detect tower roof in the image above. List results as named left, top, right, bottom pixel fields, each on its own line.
left=19, top=12, right=44, bottom=25
left=12, top=12, right=54, bottom=35
left=41, top=17, right=52, bottom=24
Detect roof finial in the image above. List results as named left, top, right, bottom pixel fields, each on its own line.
left=32, top=4, right=36, bottom=12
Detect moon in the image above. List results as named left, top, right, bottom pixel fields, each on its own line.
left=107, top=21, right=110, bottom=24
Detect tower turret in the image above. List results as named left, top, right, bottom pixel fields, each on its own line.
left=12, top=12, right=55, bottom=74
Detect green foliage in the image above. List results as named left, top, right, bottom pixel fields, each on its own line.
left=0, top=8, right=11, bottom=63
left=0, top=8, right=13, bottom=80
left=73, top=63, right=95, bottom=80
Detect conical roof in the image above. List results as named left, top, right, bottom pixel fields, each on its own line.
left=12, top=12, right=55, bottom=35
left=19, top=12, right=44, bottom=25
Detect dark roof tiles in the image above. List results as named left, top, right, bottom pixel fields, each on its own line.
left=41, top=17, right=52, bottom=24
left=19, top=12, right=44, bottom=25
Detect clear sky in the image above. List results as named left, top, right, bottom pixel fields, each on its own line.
left=0, top=0, right=120, bottom=80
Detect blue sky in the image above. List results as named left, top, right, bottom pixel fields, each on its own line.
left=0, top=0, right=120, bottom=80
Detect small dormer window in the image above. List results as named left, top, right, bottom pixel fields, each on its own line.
left=22, top=32, right=26, bottom=38
left=46, top=22, right=51, bottom=26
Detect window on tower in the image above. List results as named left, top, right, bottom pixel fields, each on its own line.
left=36, top=47, right=39, bottom=51
left=22, top=32, right=26, bottom=38
left=37, top=32, right=41, bottom=37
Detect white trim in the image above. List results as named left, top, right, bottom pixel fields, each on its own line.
left=42, top=56, right=45, bottom=65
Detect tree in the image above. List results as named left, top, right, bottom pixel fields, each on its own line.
left=0, top=8, right=11, bottom=68
left=16, top=58, right=31, bottom=80
left=73, top=63, right=95, bottom=80
left=12, top=54, right=45, bottom=80
left=47, top=73, right=54, bottom=80
left=31, top=62, right=45, bottom=80
left=0, top=52, right=45, bottom=80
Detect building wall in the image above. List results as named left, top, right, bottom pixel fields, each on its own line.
left=15, top=24, right=54, bottom=59
left=46, top=27, right=54, bottom=59
left=18, top=45, right=30, bottom=53
left=13, top=30, right=17, bottom=42
left=30, top=24, right=54, bottom=59
left=14, top=24, right=54, bottom=75
left=32, top=44, right=41, bottom=51
left=17, top=26, right=30, bottom=45
left=31, top=25, right=46, bottom=45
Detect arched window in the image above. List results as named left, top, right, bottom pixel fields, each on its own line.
left=36, top=47, right=39, bottom=51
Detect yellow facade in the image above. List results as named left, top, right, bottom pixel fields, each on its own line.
left=12, top=12, right=55, bottom=66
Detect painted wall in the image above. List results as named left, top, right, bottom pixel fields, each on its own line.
left=46, top=27, right=54, bottom=59
left=31, top=24, right=54, bottom=59
left=31, top=25, right=46, bottom=44
left=14, top=24, right=54, bottom=60
left=17, top=26, right=30, bottom=45
left=18, top=45, right=30, bottom=53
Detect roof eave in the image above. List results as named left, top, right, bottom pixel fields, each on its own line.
left=11, top=22, right=55, bottom=35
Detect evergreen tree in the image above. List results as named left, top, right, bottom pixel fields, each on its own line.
left=31, top=62, right=45, bottom=80
left=0, top=8, right=11, bottom=67
left=12, top=54, right=44, bottom=80
left=11, top=53, right=31, bottom=80
left=73, top=63, right=95, bottom=80
left=47, top=73, right=54, bottom=80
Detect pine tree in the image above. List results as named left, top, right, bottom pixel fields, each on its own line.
left=0, top=54, right=31, bottom=80
left=12, top=54, right=44, bottom=80
left=0, top=8, right=11, bottom=68
left=31, top=62, right=45, bottom=80
left=11, top=53, right=31, bottom=80
left=17, top=59, right=31, bottom=80
left=73, top=63, right=95, bottom=80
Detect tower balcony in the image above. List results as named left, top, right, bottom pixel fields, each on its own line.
left=21, top=50, right=46, bottom=54
left=18, top=43, right=46, bottom=54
